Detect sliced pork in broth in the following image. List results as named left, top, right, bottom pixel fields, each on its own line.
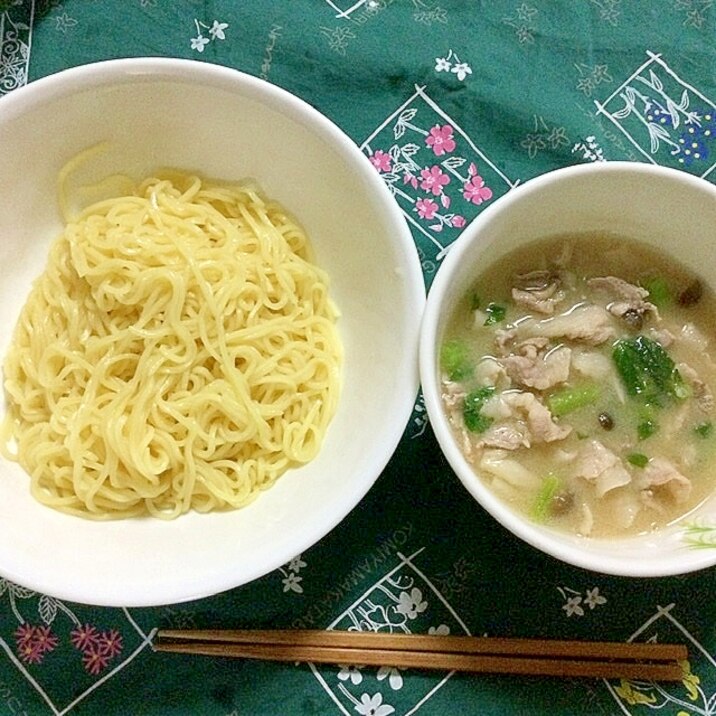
left=440, top=234, right=716, bottom=538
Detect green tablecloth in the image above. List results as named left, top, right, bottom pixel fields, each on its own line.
left=2, top=1, right=716, bottom=714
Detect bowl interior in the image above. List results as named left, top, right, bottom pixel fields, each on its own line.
left=0, top=59, right=425, bottom=606
left=422, top=163, right=716, bottom=576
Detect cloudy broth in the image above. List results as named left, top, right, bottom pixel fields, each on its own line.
left=440, top=234, right=716, bottom=538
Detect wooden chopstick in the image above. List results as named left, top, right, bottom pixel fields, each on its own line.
left=154, top=629, right=687, bottom=681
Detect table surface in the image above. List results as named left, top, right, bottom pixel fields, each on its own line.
left=2, top=1, right=716, bottom=714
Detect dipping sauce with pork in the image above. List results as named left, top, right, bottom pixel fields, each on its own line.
left=440, top=234, right=716, bottom=538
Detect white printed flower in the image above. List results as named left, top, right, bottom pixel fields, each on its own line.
left=209, top=20, right=228, bottom=40
left=54, top=12, right=78, bottom=33
left=377, top=665, right=404, bottom=690
left=337, top=664, right=363, bottom=685
left=584, top=587, right=607, bottom=609
left=395, top=587, right=428, bottom=619
left=516, top=26, right=534, bottom=44
left=450, top=62, right=472, bottom=81
left=281, top=572, right=303, bottom=594
left=428, top=624, right=450, bottom=635
left=562, top=595, right=584, bottom=617
left=321, top=26, right=355, bottom=56
left=516, top=3, right=537, bottom=21
left=356, top=693, right=395, bottom=716
left=190, top=35, right=210, bottom=52
left=287, top=555, right=307, bottom=573
left=435, top=56, right=451, bottom=72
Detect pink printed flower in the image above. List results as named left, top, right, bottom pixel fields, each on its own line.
left=71, top=623, right=100, bottom=652
left=415, top=198, right=438, bottom=220
left=99, top=630, right=124, bottom=658
left=14, top=623, right=35, bottom=647
left=14, top=623, right=57, bottom=663
left=419, top=165, right=450, bottom=195
left=33, top=626, right=58, bottom=654
left=425, top=124, right=456, bottom=156
left=451, top=215, right=466, bottom=228
left=83, top=647, right=110, bottom=675
left=369, top=149, right=392, bottom=173
left=462, top=174, right=493, bottom=205
left=18, top=640, right=45, bottom=665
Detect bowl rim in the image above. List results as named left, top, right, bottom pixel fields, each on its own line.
left=420, top=160, right=716, bottom=578
left=0, top=58, right=427, bottom=606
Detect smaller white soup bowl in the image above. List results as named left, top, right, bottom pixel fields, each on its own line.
left=420, top=161, right=716, bottom=577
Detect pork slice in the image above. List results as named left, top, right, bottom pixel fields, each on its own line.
left=522, top=395, right=572, bottom=443
left=441, top=382, right=466, bottom=409
left=574, top=439, right=631, bottom=498
left=501, top=339, right=571, bottom=390
left=441, top=385, right=468, bottom=452
left=494, top=328, right=517, bottom=354
left=514, top=269, right=555, bottom=288
left=641, top=457, right=692, bottom=504
left=479, top=391, right=571, bottom=450
left=587, top=275, right=660, bottom=325
left=514, top=304, right=616, bottom=346
left=480, top=423, right=530, bottom=450
left=511, top=273, right=564, bottom=316
left=587, top=276, right=649, bottom=303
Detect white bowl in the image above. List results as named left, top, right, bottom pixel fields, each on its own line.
left=0, top=58, right=425, bottom=606
left=420, top=162, right=716, bottom=577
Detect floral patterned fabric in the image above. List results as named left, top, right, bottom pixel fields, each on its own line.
left=1, top=1, right=716, bottom=714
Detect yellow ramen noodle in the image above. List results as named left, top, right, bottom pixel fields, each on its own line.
left=2, top=174, right=342, bottom=519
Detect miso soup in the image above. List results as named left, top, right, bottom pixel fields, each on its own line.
left=440, top=234, right=716, bottom=538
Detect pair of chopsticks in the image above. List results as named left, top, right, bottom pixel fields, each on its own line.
left=154, top=629, right=687, bottom=681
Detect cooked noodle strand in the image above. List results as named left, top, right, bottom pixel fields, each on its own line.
left=2, top=173, right=342, bottom=519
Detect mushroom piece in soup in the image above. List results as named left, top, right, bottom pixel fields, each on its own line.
left=440, top=234, right=716, bottom=538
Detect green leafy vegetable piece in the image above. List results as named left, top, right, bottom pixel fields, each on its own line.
left=441, top=339, right=473, bottom=381
left=627, top=453, right=649, bottom=468
left=637, top=418, right=658, bottom=441
left=695, top=421, right=714, bottom=438
left=546, top=383, right=600, bottom=418
left=641, top=277, right=672, bottom=308
left=463, top=386, right=495, bottom=433
left=612, top=341, right=648, bottom=398
left=612, top=336, right=687, bottom=402
left=484, top=302, right=506, bottom=326
left=531, top=473, right=561, bottom=523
